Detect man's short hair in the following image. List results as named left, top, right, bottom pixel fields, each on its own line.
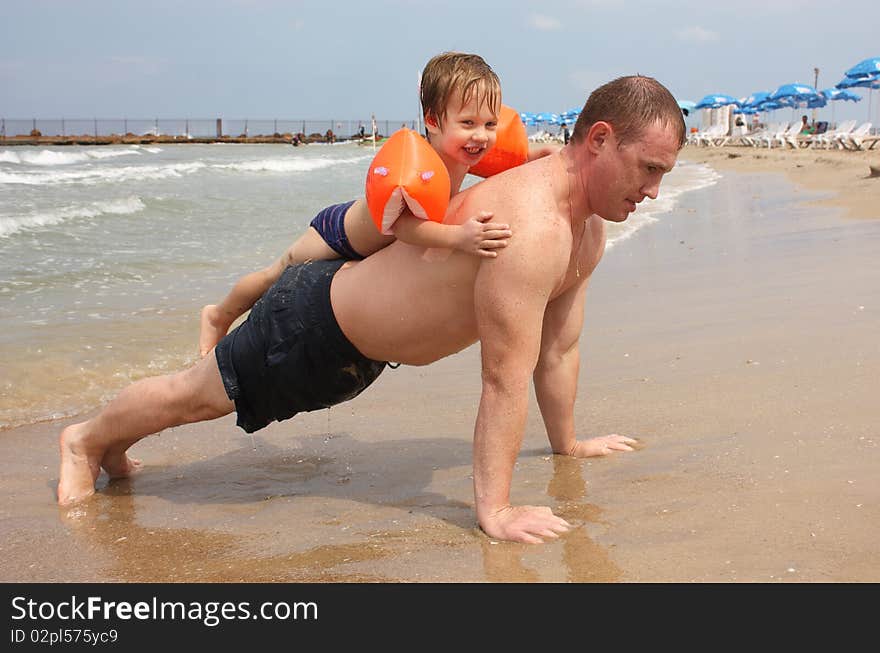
left=419, top=52, right=501, bottom=129
left=571, top=75, right=686, bottom=149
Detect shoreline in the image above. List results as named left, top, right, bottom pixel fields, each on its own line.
left=0, top=135, right=375, bottom=147
left=680, top=144, right=880, bottom=219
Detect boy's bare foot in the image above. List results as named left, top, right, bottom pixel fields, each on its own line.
left=199, top=304, right=228, bottom=357
left=57, top=424, right=143, bottom=505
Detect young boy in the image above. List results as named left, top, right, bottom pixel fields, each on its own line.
left=199, top=52, right=513, bottom=357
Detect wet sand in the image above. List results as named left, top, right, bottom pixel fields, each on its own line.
left=2, top=148, right=879, bottom=582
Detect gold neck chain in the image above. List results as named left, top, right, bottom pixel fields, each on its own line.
left=567, top=167, right=588, bottom=278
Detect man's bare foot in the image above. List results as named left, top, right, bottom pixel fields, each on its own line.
left=199, top=304, right=228, bottom=357
left=101, top=447, right=142, bottom=479
left=57, top=423, right=102, bottom=505
left=58, top=425, right=144, bottom=505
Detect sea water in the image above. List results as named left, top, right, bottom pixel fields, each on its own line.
left=0, top=142, right=718, bottom=429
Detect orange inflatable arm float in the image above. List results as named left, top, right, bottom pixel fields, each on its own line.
left=364, top=129, right=451, bottom=235
left=468, top=104, right=529, bottom=178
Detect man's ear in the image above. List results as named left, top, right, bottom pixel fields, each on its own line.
left=586, top=121, right=614, bottom=154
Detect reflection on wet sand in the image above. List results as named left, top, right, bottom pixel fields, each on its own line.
left=58, top=431, right=621, bottom=582
left=480, top=456, right=621, bottom=583
left=60, top=492, right=395, bottom=582
left=58, top=431, right=477, bottom=581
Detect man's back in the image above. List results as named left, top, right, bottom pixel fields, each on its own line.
left=330, top=153, right=603, bottom=366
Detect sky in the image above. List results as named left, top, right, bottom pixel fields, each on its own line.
left=2, top=0, right=879, bottom=127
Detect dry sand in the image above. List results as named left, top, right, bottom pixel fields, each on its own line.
left=1, top=145, right=878, bottom=583
left=681, top=144, right=880, bottom=219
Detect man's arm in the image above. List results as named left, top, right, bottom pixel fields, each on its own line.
left=471, top=230, right=572, bottom=544
left=533, top=279, right=637, bottom=457
left=534, top=217, right=638, bottom=458
left=533, top=278, right=587, bottom=455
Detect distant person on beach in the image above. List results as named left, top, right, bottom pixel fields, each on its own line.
left=560, top=121, right=570, bottom=145
left=198, top=52, right=515, bottom=357
left=57, top=75, right=685, bottom=544
left=358, top=123, right=366, bottom=139
left=799, top=115, right=813, bottom=135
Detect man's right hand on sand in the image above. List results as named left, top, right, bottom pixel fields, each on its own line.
left=480, top=505, right=572, bottom=544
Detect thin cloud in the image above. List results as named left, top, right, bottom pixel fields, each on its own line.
left=677, top=26, right=720, bottom=43
left=529, top=14, right=562, bottom=31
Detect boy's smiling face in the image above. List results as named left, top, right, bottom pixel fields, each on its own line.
left=427, top=87, right=499, bottom=172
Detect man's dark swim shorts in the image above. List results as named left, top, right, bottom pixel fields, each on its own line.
left=215, top=259, right=386, bottom=433
left=308, top=200, right=364, bottom=260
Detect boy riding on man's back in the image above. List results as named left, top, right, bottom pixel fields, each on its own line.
left=199, top=52, right=518, bottom=356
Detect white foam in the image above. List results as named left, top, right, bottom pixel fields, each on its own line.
left=605, top=162, right=720, bottom=249
left=0, top=196, right=146, bottom=237
left=0, top=150, right=22, bottom=164
left=0, top=147, right=142, bottom=166
left=83, top=147, right=142, bottom=160
left=212, top=154, right=372, bottom=174
left=605, top=214, right=660, bottom=251
left=0, top=161, right=206, bottom=186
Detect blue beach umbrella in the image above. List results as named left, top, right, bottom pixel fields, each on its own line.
left=750, top=99, right=787, bottom=122
left=533, top=112, right=560, bottom=127
left=844, top=57, right=880, bottom=79
left=822, top=88, right=862, bottom=102
left=769, top=83, right=822, bottom=106
left=740, top=92, right=772, bottom=122
left=741, top=91, right=771, bottom=108
left=677, top=99, right=697, bottom=112
left=756, top=100, right=786, bottom=111
left=769, top=83, right=824, bottom=122
left=694, top=94, right=740, bottom=109
left=519, top=111, right=537, bottom=127
left=559, top=110, right=579, bottom=125
left=821, top=88, right=862, bottom=125
left=835, top=75, right=880, bottom=90
left=804, top=94, right=828, bottom=109
left=835, top=75, right=880, bottom=123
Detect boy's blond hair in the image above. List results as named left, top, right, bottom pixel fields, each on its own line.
left=419, top=52, right=501, bottom=131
